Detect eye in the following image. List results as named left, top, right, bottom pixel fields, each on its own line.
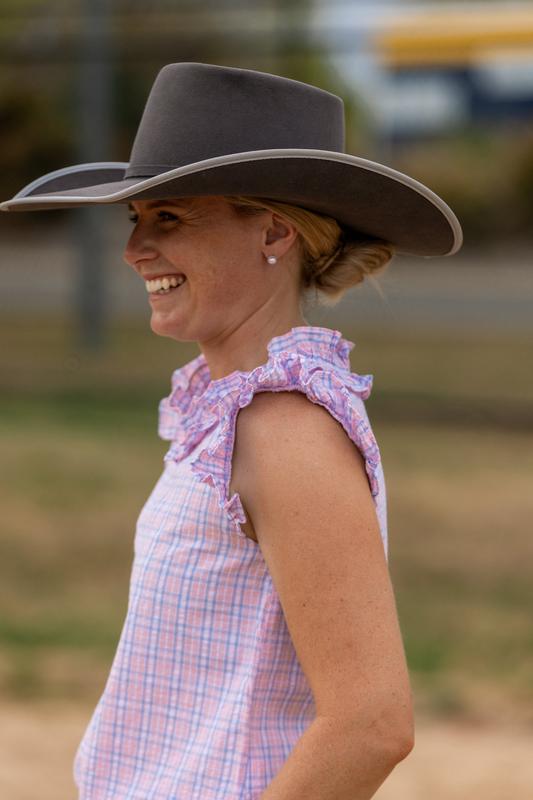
left=157, top=210, right=179, bottom=222
left=126, top=208, right=180, bottom=225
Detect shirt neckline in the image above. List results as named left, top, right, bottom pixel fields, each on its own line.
left=158, top=325, right=361, bottom=451
left=170, top=325, right=355, bottom=406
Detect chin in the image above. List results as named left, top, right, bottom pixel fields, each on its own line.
left=149, top=314, right=183, bottom=340
left=149, top=311, right=200, bottom=343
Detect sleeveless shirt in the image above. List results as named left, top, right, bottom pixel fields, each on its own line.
left=73, top=325, right=388, bottom=799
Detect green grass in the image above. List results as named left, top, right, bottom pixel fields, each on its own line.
left=1, top=314, right=532, bottom=722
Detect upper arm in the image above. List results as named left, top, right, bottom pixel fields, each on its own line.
left=232, top=390, right=412, bottom=728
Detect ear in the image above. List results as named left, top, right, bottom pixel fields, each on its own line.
left=263, top=212, right=299, bottom=259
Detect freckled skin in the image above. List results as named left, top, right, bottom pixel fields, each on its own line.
left=123, top=196, right=308, bottom=378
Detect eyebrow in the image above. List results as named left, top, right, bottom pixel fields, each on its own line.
left=127, top=199, right=191, bottom=212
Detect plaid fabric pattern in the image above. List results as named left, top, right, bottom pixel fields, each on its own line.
left=74, top=326, right=388, bottom=799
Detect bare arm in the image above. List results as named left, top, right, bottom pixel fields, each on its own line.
left=232, top=391, right=414, bottom=799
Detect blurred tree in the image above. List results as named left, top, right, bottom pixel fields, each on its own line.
left=0, top=74, right=74, bottom=222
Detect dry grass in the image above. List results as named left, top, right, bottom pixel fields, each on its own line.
left=378, top=423, right=533, bottom=724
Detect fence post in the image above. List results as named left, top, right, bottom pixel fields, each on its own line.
left=74, top=0, right=113, bottom=350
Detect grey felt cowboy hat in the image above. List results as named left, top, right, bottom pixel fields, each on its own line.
left=0, top=62, right=462, bottom=257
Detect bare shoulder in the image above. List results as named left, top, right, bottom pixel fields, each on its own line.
left=231, top=389, right=413, bottom=732
left=234, top=388, right=366, bottom=469
left=231, top=389, right=363, bottom=543
left=232, top=388, right=372, bottom=521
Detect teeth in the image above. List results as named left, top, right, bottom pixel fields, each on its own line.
left=145, top=275, right=185, bottom=293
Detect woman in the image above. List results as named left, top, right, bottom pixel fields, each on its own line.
left=1, top=63, right=462, bottom=799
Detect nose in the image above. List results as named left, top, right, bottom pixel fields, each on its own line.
left=123, top=221, right=159, bottom=271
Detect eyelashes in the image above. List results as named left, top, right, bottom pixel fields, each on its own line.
left=157, top=211, right=179, bottom=222
left=127, top=210, right=179, bottom=224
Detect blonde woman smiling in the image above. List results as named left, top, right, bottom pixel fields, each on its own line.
left=1, top=62, right=462, bottom=800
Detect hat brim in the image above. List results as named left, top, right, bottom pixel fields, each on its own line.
left=0, top=150, right=463, bottom=257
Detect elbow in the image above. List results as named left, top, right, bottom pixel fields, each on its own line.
left=389, top=720, right=415, bottom=763
left=342, top=696, right=415, bottom=767
left=372, top=700, right=415, bottom=766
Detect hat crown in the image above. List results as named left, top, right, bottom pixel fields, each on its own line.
left=125, top=63, right=345, bottom=178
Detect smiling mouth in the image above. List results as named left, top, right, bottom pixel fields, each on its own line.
left=145, top=275, right=186, bottom=294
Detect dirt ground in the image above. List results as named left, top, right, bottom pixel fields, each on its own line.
left=1, top=702, right=531, bottom=800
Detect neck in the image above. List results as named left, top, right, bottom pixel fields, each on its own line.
left=199, top=312, right=309, bottom=382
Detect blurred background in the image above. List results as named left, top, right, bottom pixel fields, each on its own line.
left=1, top=1, right=532, bottom=798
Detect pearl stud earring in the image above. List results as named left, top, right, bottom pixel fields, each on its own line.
left=266, top=255, right=277, bottom=265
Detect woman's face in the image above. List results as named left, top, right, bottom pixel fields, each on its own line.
left=124, top=195, right=301, bottom=343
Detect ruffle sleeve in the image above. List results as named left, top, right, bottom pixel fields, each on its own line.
left=158, top=354, right=219, bottom=460
left=189, top=351, right=382, bottom=531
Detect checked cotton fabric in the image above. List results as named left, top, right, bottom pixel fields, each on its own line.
left=74, top=325, right=388, bottom=799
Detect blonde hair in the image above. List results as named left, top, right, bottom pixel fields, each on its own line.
left=226, top=196, right=395, bottom=307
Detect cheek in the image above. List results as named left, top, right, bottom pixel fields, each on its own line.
left=197, top=247, right=259, bottom=295
left=201, top=273, right=243, bottom=305
left=162, top=225, right=263, bottom=304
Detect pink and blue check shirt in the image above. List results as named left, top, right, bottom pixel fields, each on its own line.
left=74, top=325, right=388, bottom=799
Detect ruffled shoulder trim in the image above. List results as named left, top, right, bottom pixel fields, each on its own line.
left=158, top=325, right=355, bottom=462
left=189, top=348, right=381, bottom=532
left=158, top=354, right=218, bottom=460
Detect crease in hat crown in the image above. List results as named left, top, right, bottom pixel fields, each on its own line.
left=0, top=61, right=463, bottom=258
left=124, top=62, right=346, bottom=178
